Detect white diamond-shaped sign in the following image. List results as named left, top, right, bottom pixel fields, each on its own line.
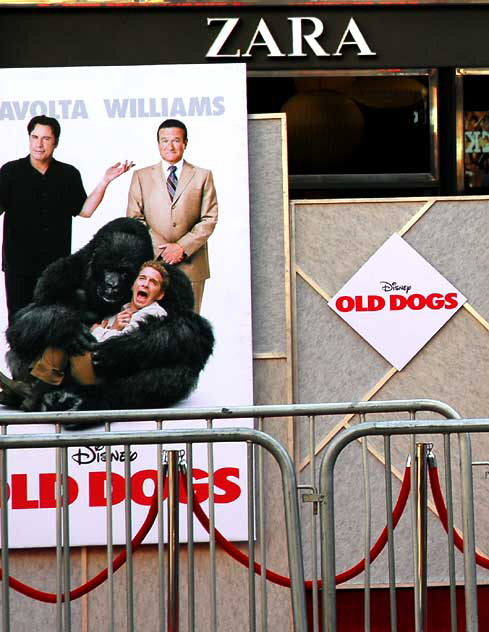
left=328, top=233, right=467, bottom=370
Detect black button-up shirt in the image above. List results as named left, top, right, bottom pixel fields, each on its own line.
left=0, top=156, right=87, bottom=273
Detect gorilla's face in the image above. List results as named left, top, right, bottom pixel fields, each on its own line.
left=87, top=232, right=150, bottom=311
left=96, top=268, right=133, bottom=304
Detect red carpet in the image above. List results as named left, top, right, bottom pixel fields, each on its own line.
left=307, top=585, right=489, bottom=631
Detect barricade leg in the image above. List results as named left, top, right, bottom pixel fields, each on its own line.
left=459, top=433, right=478, bottom=631
left=167, top=450, right=180, bottom=632
left=413, top=443, right=429, bottom=632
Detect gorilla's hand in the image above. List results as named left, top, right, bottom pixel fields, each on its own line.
left=64, top=324, right=97, bottom=356
left=40, top=389, right=83, bottom=412
left=74, top=289, right=98, bottom=325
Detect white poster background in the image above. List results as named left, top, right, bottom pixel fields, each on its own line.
left=329, top=233, right=467, bottom=370
left=0, top=64, right=253, bottom=548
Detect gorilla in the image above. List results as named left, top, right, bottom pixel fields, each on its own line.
left=5, top=217, right=214, bottom=412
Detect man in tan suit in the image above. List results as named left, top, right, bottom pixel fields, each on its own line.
left=126, top=119, right=218, bottom=313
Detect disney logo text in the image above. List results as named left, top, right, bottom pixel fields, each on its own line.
left=72, top=446, right=138, bottom=466
left=380, top=281, right=412, bottom=294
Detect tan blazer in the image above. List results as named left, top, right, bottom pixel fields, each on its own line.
left=126, top=160, right=218, bottom=282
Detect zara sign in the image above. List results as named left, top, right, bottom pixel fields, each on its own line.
left=206, top=17, right=376, bottom=59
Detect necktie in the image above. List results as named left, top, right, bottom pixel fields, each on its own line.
left=167, top=165, right=178, bottom=201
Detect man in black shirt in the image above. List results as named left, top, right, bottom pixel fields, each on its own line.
left=0, top=115, right=133, bottom=321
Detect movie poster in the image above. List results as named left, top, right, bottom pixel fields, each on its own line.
left=464, top=110, right=489, bottom=188
left=0, top=64, right=252, bottom=547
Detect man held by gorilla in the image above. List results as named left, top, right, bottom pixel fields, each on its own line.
left=90, top=260, right=168, bottom=342
left=0, top=261, right=169, bottom=411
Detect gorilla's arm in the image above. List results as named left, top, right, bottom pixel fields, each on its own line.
left=7, top=248, right=96, bottom=365
left=35, top=309, right=214, bottom=414
left=6, top=304, right=94, bottom=359
left=41, top=366, right=200, bottom=413
left=92, top=314, right=214, bottom=379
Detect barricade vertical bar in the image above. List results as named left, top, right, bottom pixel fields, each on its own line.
left=124, top=445, right=134, bottom=632
left=321, top=439, right=337, bottom=632
left=0, top=425, right=10, bottom=632
left=186, top=443, right=195, bottom=632
left=409, top=424, right=419, bottom=632
left=415, top=443, right=429, bottom=632
left=383, top=436, right=398, bottom=632
left=62, top=446, right=72, bottom=631
left=309, top=415, right=319, bottom=632
left=458, top=433, right=478, bottom=631
left=440, top=438, right=457, bottom=632
left=207, top=419, right=218, bottom=632
left=167, top=450, right=180, bottom=632
left=361, top=413, right=371, bottom=632
left=258, top=416, right=268, bottom=630
left=157, top=421, right=166, bottom=632
left=55, top=430, right=63, bottom=632
left=105, top=423, right=114, bottom=632
left=81, top=547, right=88, bottom=632
left=272, top=431, right=307, bottom=632
left=247, top=441, right=256, bottom=632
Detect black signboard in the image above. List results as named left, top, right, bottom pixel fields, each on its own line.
left=1, top=5, right=489, bottom=70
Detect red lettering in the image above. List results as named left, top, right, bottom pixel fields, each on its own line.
left=426, top=293, right=445, bottom=309
left=214, top=467, right=241, bottom=503
left=335, top=296, right=354, bottom=312
left=11, top=474, right=38, bottom=509
left=188, top=468, right=241, bottom=504
left=355, top=295, right=368, bottom=312
left=6, top=467, right=242, bottom=511
left=336, top=295, right=386, bottom=312
left=39, top=473, right=79, bottom=508
left=444, top=292, right=458, bottom=309
left=89, top=472, right=125, bottom=507
left=131, top=469, right=157, bottom=506
left=390, top=295, right=407, bottom=310
left=367, top=295, right=385, bottom=311
left=85, top=467, right=242, bottom=508
left=408, top=294, right=425, bottom=310
left=391, top=292, right=459, bottom=311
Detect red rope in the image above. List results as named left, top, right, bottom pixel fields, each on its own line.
left=429, top=464, right=489, bottom=569
left=0, top=460, right=415, bottom=602
left=0, top=482, right=161, bottom=603
left=184, top=463, right=411, bottom=589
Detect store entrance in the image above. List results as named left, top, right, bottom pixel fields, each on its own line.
left=247, top=71, right=438, bottom=199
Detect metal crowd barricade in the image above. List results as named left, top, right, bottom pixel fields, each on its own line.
left=0, top=412, right=307, bottom=632
left=319, top=416, right=489, bottom=632
left=0, top=399, right=467, bottom=631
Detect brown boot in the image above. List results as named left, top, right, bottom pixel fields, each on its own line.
left=21, top=379, right=58, bottom=412
left=0, top=370, right=31, bottom=401
left=0, top=389, right=22, bottom=408
left=0, top=371, right=56, bottom=412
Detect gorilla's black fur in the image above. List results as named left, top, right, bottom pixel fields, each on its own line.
left=6, top=218, right=214, bottom=412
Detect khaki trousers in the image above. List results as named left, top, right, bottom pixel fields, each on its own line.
left=31, top=348, right=98, bottom=386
